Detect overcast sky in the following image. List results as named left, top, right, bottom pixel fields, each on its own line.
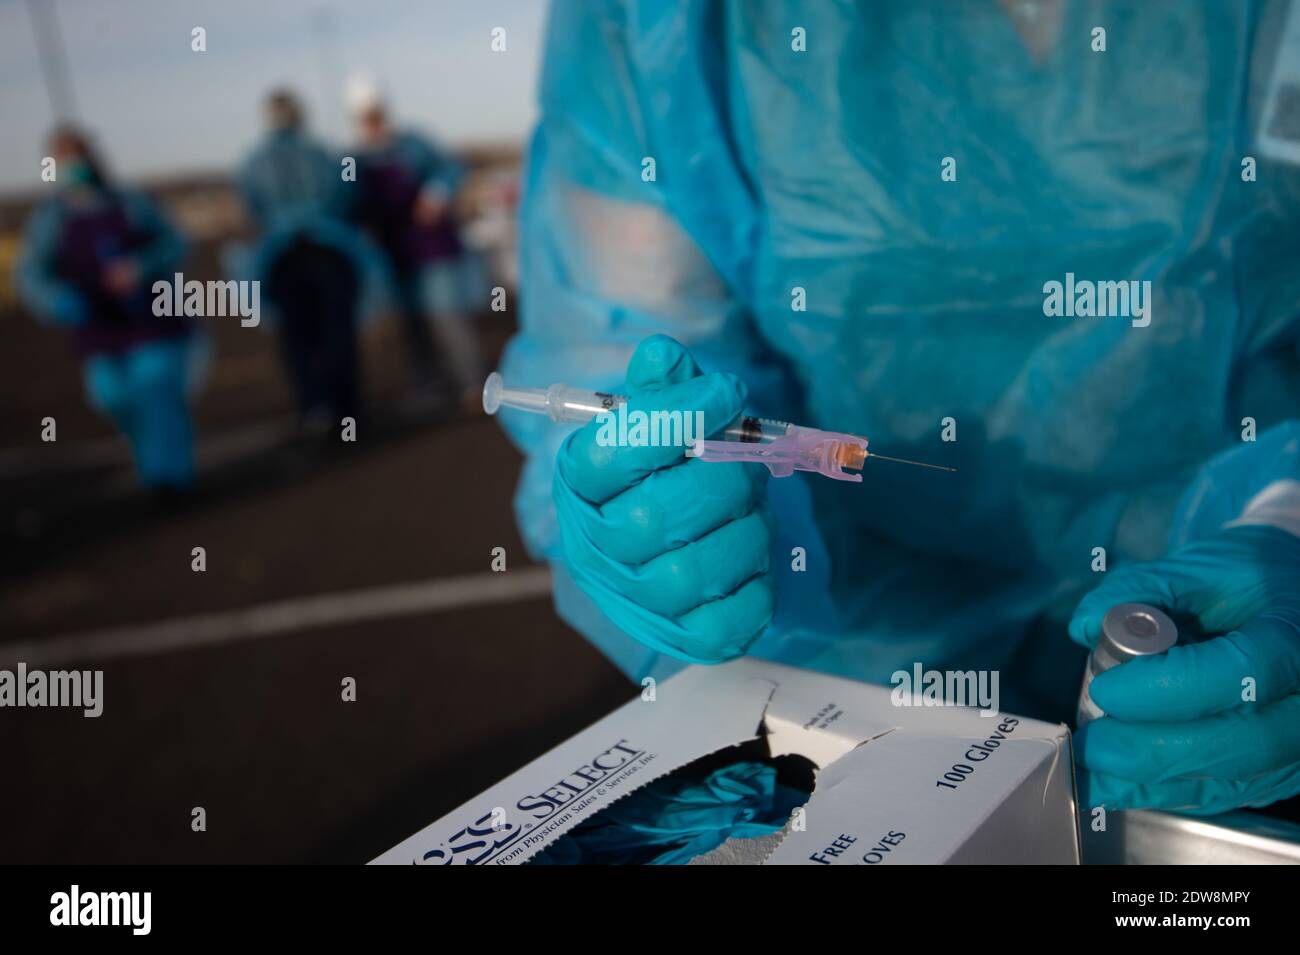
left=0, top=0, right=546, bottom=194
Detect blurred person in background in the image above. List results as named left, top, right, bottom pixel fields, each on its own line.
left=16, top=126, right=196, bottom=493
left=239, top=89, right=364, bottom=431
left=345, top=75, right=484, bottom=410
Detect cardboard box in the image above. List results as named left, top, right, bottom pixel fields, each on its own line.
left=373, top=658, right=1080, bottom=865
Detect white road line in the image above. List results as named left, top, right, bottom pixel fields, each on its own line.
left=4, top=566, right=554, bottom=668
left=0, top=416, right=298, bottom=479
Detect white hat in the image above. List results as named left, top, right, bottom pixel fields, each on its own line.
left=344, top=73, right=386, bottom=116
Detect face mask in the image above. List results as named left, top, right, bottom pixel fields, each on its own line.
left=60, top=159, right=96, bottom=189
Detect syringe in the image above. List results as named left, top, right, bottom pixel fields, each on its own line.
left=482, top=372, right=954, bottom=482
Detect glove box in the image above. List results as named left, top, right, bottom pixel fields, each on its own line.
left=372, top=658, right=1080, bottom=865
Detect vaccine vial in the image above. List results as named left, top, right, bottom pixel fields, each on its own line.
left=1076, top=602, right=1178, bottom=727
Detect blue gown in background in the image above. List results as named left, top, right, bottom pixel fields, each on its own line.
left=17, top=187, right=195, bottom=488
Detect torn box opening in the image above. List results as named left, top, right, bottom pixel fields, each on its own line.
left=526, top=737, right=819, bottom=865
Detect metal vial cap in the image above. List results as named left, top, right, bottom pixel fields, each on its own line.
left=1100, top=603, right=1178, bottom=663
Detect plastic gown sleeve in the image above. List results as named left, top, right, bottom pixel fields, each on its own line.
left=236, top=133, right=377, bottom=321
left=235, top=156, right=271, bottom=232
left=393, top=131, right=466, bottom=201
left=14, top=202, right=84, bottom=326
left=14, top=192, right=186, bottom=326
left=497, top=1, right=799, bottom=677
left=1168, top=422, right=1300, bottom=550
left=118, top=192, right=188, bottom=280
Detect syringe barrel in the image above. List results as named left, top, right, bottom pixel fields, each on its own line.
left=483, top=374, right=614, bottom=423
left=545, top=384, right=620, bottom=423
left=484, top=373, right=793, bottom=437
left=722, top=416, right=792, bottom=444
left=550, top=396, right=791, bottom=442
left=488, top=374, right=790, bottom=439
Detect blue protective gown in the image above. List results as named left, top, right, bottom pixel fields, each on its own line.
left=348, top=131, right=465, bottom=268
left=17, top=187, right=196, bottom=487
left=348, top=130, right=485, bottom=389
left=238, top=127, right=369, bottom=286
left=500, top=0, right=1300, bottom=716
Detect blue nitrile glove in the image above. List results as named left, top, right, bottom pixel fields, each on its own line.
left=1067, top=524, right=1300, bottom=815
left=553, top=335, right=774, bottom=663
left=530, top=761, right=806, bottom=865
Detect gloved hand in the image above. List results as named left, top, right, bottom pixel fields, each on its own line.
left=1067, top=524, right=1300, bottom=815
left=553, top=335, right=774, bottom=663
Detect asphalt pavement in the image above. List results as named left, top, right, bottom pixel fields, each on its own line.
left=1, top=308, right=634, bottom=864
